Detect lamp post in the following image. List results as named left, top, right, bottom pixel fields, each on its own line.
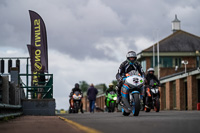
left=196, top=50, right=199, bottom=69
left=156, top=29, right=160, bottom=79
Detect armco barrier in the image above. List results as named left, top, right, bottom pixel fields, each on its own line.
left=0, top=103, right=22, bottom=119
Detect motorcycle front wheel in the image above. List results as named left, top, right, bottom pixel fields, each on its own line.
left=145, top=97, right=151, bottom=112
left=133, top=93, right=140, bottom=116
left=110, top=102, right=115, bottom=112
left=154, top=98, right=160, bottom=112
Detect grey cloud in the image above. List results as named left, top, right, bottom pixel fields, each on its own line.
left=0, top=0, right=200, bottom=60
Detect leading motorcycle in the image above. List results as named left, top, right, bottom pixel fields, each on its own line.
left=121, top=70, right=144, bottom=116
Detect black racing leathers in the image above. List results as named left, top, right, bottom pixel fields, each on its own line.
left=145, top=73, right=160, bottom=86
left=116, top=60, right=145, bottom=96
left=70, top=88, right=82, bottom=97
left=106, top=88, right=116, bottom=95
left=143, top=73, right=160, bottom=108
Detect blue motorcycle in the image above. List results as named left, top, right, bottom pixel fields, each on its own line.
left=121, top=70, right=144, bottom=116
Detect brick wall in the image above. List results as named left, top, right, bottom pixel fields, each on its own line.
left=176, top=79, right=185, bottom=110
left=82, top=96, right=89, bottom=111
left=166, top=81, right=173, bottom=110
left=82, top=95, right=105, bottom=112
left=146, top=57, right=151, bottom=72
left=160, top=68, right=185, bottom=78
left=159, top=86, right=166, bottom=110
left=182, top=57, right=196, bottom=68
left=187, top=76, right=198, bottom=110
left=96, top=95, right=105, bottom=111
left=162, top=74, right=198, bottom=111
left=145, top=56, right=197, bottom=78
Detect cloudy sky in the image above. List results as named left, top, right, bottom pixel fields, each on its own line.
left=0, top=0, right=200, bottom=109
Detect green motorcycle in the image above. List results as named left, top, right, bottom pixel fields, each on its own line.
left=105, top=91, right=117, bottom=112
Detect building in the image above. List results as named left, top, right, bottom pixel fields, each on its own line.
left=137, top=15, right=200, bottom=78
left=159, top=69, right=200, bottom=110
left=138, top=15, right=200, bottom=110
left=82, top=15, right=200, bottom=112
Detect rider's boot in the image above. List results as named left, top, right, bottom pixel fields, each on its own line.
left=81, top=108, right=84, bottom=113
left=121, top=87, right=132, bottom=113
left=145, top=96, right=150, bottom=109
left=121, top=96, right=132, bottom=113
left=141, top=96, right=145, bottom=111
left=117, top=94, right=122, bottom=104
left=116, top=85, right=123, bottom=105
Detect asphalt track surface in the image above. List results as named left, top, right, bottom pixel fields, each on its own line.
left=60, top=111, right=200, bottom=133
left=0, top=116, right=85, bottom=133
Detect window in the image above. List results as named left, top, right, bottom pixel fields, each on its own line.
left=151, top=57, right=173, bottom=68
left=173, top=57, right=182, bottom=67
left=141, top=60, right=146, bottom=72
left=197, top=56, right=200, bottom=68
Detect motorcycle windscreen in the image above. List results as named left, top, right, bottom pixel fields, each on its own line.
left=74, top=91, right=81, bottom=95
left=109, top=91, right=116, bottom=95
left=149, top=79, right=158, bottom=86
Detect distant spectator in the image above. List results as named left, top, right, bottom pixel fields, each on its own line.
left=87, top=84, right=98, bottom=113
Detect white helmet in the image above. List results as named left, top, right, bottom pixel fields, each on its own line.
left=147, top=68, right=154, bottom=72
left=109, top=83, right=114, bottom=87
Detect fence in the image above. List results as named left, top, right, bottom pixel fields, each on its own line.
left=18, top=73, right=53, bottom=99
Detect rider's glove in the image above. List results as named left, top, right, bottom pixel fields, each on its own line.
left=119, top=77, right=124, bottom=83
left=144, top=78, right=147, bottom=84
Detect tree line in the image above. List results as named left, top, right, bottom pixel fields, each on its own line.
left=79, top=80, right=117, bottom=93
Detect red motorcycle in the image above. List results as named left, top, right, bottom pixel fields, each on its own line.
left=69, top=91, right=83, bottom=113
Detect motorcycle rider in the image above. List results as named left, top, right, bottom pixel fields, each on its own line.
left=145, top=68, right=160, bottom=85
left=105, top=83, right=117, bottom=107
left=144, top=68, right=160, bottom=108
left=69, top=83, right=84, bottom=113
left=106, top=83, right=116, bottom=95
left=116, top=51, right=145, bottom=108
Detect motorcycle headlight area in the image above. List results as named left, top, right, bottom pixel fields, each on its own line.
left=151, top=88, right=159, bottom=93
left=132, top=79, right=143, bottom=86
left=73, top=95, right=81, bottom=99
left=113, top=97, right=117, bottom=100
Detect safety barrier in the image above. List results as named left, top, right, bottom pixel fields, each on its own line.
left=0, top=103, right=22, bottom=119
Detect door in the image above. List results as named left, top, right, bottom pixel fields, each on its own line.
left=184, top=82, right=188, bottom=110
left=198, top=79, right=200, bottom=103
